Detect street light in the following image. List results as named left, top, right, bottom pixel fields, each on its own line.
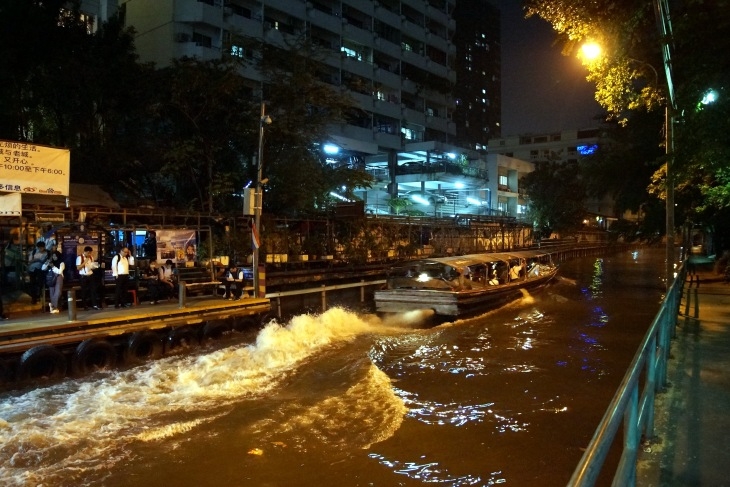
left=253, top=102, right=271, bottom=298
left=579, top=37, right=676, bottom=287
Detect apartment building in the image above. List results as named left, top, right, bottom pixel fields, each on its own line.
left=110, top=0, right=518, bottom=217
left=488, top=128, right=628, bottom=227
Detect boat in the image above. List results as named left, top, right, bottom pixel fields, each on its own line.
left=374, top=250, right=558, bottom=318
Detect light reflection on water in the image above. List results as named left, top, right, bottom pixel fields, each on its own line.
left=0, top=249, right=667, bottom=486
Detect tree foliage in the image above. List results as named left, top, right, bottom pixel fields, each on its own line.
left=526, top=0, right=730, bottom=250
left=520, top=162, right=586, bottom=237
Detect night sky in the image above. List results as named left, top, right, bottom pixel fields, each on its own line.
left=497, top=1, right=604, bottom=136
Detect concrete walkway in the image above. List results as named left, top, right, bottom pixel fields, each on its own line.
left=636, top=261, right=730, bottom=486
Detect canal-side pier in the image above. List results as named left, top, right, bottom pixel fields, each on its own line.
left=0, top=295, right=270, bottom=387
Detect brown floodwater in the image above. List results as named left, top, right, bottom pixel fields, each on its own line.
left=0, top=248, right=667, bottom=486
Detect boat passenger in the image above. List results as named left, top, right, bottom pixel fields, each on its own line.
left=488, top=270, right=499, bottom=286
left=509, top=263, right=522, bottom=280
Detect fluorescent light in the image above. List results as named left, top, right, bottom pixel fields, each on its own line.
left=323, top=144, right=340, bottom=155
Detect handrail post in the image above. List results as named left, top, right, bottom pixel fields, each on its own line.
left=179, top=280, right=186, bottom=309
left=67, top=289, right=77, bottom=321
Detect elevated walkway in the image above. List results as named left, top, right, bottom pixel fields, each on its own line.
left=637, top=257, right=730, bottom=486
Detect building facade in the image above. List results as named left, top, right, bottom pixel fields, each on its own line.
left=112, top=0, right=518, bottom=217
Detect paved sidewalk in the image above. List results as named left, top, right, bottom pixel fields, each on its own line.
left=636, top=263, right=730, bottom=486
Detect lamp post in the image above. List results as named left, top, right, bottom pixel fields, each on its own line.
left=253, top=102, right=271, bottom=298
left=654, top=0, right=677, bottom=289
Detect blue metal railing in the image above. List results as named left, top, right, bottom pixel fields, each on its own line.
left=567, top=261, right=686, bottom=486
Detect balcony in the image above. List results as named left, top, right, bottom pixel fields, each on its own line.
left=307, top=7, right=342, bottom=32
left=373, top=4, right=400, bottom=28
left=374, top=99, right=402, bottom=118
left=343, top=21, right=372, bottom=45
left=342, top=55, right=374, bottom=78
left=174, top=1, right=223, bottom=26
left=426, top=4, right=449, bottom=26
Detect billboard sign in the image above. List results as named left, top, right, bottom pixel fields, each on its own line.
left=0, top=139, right=70, bottom=196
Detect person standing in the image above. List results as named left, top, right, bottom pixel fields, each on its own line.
left=76, top=246, right=100, bottom=310
left=42, top=243, right=65, bottom=313
left=112, top=247, right=133, bottom=308
left=26, top=241, right=48, bottom=305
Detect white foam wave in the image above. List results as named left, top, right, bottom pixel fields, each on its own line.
left=0, top=307, right=398, bottom=486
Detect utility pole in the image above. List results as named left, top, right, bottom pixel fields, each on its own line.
left=253, top=102, right=271, bottom=298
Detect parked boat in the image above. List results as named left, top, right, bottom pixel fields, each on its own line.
left=374, top=250, right=558, bottom=318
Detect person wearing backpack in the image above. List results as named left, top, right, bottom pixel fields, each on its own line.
left=26, top=241, right=48, bottom=305
left=42, top=243, right=65, bottom=314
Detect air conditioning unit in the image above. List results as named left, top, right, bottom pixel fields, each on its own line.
left=175, top=33, right=190, bottom=42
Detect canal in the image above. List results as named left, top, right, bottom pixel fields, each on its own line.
left=0, top=248, right=667, bottom=486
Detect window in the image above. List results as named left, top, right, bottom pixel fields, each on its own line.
left=499, top=175, right=508, bottom=186
left=401, top=127, right=417, bottom=140
left=192, top=32, right=212, bottom=48
left=341, top=46, right=362, bottom=61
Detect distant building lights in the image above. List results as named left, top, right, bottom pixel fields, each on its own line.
left=577, top=144, right=598, bottom=155
left=323, top=144, right=340, bottom=155
left=329, top=192, right=351, bottom=202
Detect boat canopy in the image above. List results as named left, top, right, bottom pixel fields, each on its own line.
left=386, top=251, right=555, bottom=291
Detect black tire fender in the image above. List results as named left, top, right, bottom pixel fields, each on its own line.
left=124, top=331, right=163, bottom=364
left=72, top=338, right=116, bottom=375
left=167, top=326, right=199, bottom=351
left=232, top=316, right=257, bottom=332
left=16, top=345, right=67, bottom=382
left=201, top=319, right=231, bottom=340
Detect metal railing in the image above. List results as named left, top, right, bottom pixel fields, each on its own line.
left=567, top=261, right=686, bottom=486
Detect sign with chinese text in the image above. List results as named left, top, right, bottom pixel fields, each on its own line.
left=0, top=192, right=22, bottom=216
left=1, top=139, right=70, bottom=196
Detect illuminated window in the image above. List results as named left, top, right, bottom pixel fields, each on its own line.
left=341, top=46, right=362, bottom=61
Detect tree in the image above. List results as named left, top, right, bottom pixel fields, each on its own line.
left=582, top=109, right=664, bottom=215
left=236, top=38, right=374, bottom=216
left=0, top=1, right=157, bottom=189
left=521, top=162, right=586, bottom=237
left=526, top=0, right=730, bottom=249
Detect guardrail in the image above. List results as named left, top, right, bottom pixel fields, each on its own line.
left=265, top=279, right=386, bottom=318
left=567, top=261, right=686, bottom=486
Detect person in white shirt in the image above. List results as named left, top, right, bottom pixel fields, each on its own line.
left=112, top=247, right=134, bottom=308
left=221, top=264, right=244, bottom=300
left=76, top=246, right=100, bottom=310
left=159, top=259, right=178, bottom=299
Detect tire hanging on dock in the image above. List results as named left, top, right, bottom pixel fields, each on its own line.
left=232, top=316, right=258, bottom=332
left=16, top=345, right=67, bottom=382
left=201, top=319, right=232, bottom=340
left=166, top=326, right=199, bottom=351
left=72, top=339, right=117, bottom=375
left=123, top=331, right=163, bottom=364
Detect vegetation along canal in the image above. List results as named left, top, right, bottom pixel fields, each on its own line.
left=0, top=248, right=667, bottom=486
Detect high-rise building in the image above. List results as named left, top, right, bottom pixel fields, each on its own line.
left=115, top=0, right=507, bottom=216
left=452, top=0, right=501, bottom=150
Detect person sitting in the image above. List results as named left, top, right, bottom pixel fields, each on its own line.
left=159, top=259, right=178, bottom=299
left=488, top=270, right=499, bottom=286
left=221, top=264, right=244, bottom=300
left=143, top=259, right=164, bottom=304
left=509, top=263, right=523, bottom=281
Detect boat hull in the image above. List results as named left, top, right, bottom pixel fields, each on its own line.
left=375, top=269, right=556, bottom=318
